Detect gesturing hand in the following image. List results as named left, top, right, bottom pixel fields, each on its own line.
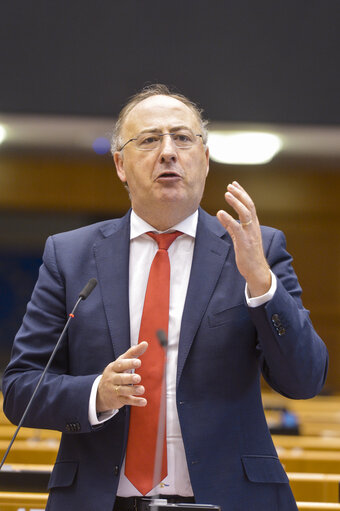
left=216, top=181, right=271, bottom=297
left=96, top=341, right=148, bottom=413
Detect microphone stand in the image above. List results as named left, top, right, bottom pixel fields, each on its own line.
left=0, top=278, right=97, bottom=470
left=149, top=330, right=221, bottom=511
left=150, top=329, right=168, bottom=507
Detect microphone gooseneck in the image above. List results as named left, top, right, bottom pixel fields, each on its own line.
left=0, top=278, right=98, bottom=470
left=151, top=329, right=169, bottom=504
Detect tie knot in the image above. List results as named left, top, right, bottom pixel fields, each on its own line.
left=147, top=231, right=182, bottom=251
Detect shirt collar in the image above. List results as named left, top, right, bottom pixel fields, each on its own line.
left=130, top=209, right=198, bottom=240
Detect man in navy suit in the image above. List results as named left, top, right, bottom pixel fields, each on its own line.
left=2, top=84, right=328, bottom=511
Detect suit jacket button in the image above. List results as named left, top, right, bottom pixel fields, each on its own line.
left=66, top=424, right=71, bottom=432
left=114, top=465, right=119, bottom=476
left=271, top=314, right=280, bottom=326
left=278, top=327, right=286, bottom=336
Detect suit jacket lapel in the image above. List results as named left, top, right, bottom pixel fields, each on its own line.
left=93, top=208, right=231, bottom=375
left=94, top=211, right=131, bottom=360
left=177, top=209, right=231, bottom=385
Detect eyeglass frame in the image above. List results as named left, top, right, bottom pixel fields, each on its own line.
left=118, top=131, right=203, bottom=152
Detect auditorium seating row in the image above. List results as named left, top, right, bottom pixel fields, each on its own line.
left=1, top=492, right=340, bottom=511
left=1, top=391, right=340, bottom=510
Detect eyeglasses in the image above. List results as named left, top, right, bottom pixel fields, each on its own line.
left=118, top=130, right=203, bottom=151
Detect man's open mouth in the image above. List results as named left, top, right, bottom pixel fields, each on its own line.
left=156, top=172, right=181, bottom=179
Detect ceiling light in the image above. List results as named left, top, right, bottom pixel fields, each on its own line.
left=0, top=125, right=7, bottom=144
left=208, top=131, right=282, bottom=165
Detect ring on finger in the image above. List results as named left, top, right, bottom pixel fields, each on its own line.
left=241, top=219, right=253, bottom=227
left=114, top=385, right=120, bottom=395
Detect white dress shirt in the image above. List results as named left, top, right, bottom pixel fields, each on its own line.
left=88, top=209, right=277, bottom=497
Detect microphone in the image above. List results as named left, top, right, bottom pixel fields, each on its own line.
left=151, top=331, right=221, bottom=511
left=79, top=277, right=97, bottom=300
left=0, top=278, right=98, bottom=470
left=151, top=330, right=168, bottom=504
left=156, top=329, right=168, bottom=349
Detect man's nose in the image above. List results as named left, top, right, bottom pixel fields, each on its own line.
left=159, top=134, right=177, bottom=162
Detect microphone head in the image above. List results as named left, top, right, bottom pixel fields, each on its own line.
left=79, top=278, right=98, bottom=300
left=156, top=329, right=168, bottom=348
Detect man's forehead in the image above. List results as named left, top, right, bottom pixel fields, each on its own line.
left=123, top=95, right=198, bottom=133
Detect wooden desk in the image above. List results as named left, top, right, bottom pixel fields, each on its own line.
left=263, top=392, right=340, bottom=437
left=0, top=426, right=60, bottom=442
left=297, top=503, right=340, bottom=510
left=0, top=464, right=52, bottom=493
left=0, top=491, right=48, bottom=510
left=280, top=451, right=340, bottom=474
left=274, top=435, right=340, bottom=452
left=0, top=440, right=58, bottom=465
left=288, top=472, right=340, bottom=503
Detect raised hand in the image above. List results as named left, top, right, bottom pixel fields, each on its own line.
left=216, top=181, right=271, bottom=297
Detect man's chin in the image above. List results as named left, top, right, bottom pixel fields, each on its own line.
left=156, top=189, right=188, bottom=204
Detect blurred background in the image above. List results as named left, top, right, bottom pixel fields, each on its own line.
left=0, top=0, right=339, bottom=391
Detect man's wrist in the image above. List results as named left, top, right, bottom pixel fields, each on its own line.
left=246, top=267, right=271, bottom=298
left=89, top=375, right=117, bottom=425
left=246, top=271, right=277, bottom=308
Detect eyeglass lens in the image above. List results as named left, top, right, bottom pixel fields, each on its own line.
left=135, top=131, right=200, bottom=150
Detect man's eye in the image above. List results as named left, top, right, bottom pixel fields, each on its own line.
left=174, top=133, right=192, bottom=143
left=140, top=136, right=158, bottom=145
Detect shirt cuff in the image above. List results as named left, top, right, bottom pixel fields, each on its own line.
left=245, top=271, right=277, bottom=308
left=88, top=374, right=118, bottom=426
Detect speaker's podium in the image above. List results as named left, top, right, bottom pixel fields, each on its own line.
left=149, top=499, right=220, bottom=510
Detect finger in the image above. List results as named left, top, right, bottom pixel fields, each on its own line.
left=229, top=180, right=247, bottom=194
left=216, top=209, right=237, bottom=232
left=113, top=341, right=149, bottom=373
left=223, top=182, right=258, bottom=227
left=120, top=341, right=148, bottom=360
left=224, top=191, right=252, bottom=224
left=118, top=384, right=145, bottom=398
left=217, top=209, right=249, bottom=246
left=112, top=357, right=142, bottom=373
left=228, top=181, right=251, bottom=203
left=226, top=182, right=256, bottom=217
left=114, top=382, right=147, bottom=405
left=114, top=371, right=142, bottom=386
left=118, top=395, right=147, bottom=407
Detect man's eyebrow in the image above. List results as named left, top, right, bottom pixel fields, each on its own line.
left=138, top=128, right=160, bottom=134
left=138, top=125, right=192, bottom=134
left=170, top=126, right=192, bottom=132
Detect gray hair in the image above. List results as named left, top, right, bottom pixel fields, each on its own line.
left=111, top=83, right=209, bottom=154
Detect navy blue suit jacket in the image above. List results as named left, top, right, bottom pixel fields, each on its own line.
left=2, top=208, right=328, bottom=511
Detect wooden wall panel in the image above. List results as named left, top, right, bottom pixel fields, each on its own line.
left=0, top=151, right=339, bottom=391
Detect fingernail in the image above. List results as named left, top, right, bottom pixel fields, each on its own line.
left=133, top=374, right=140, bottom=383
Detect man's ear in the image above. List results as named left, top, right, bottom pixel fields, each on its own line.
left=113, top=152, right=127, bottom=183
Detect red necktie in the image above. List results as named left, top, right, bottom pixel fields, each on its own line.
left=125, top=231, right=183, bottom=495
